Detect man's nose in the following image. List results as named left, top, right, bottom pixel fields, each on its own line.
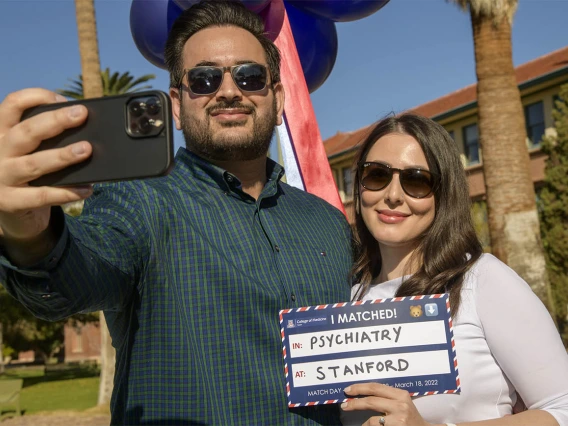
left=216, top=71, right=242, bottom=101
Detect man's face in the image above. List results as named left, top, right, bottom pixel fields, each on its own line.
left=171, top=26, right=284, bottom=162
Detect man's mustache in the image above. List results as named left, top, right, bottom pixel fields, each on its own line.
left=207, top=102, right=254, bottom=115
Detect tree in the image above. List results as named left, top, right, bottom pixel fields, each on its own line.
left=448, top=0, right=553, bottom=311
left=58, top=68, right=156, bottom=99
left=539, top=84, right=568, bottom=344
left=0, top=286, right=64, bottom=364
left=73, top=0, right=114, bottom=406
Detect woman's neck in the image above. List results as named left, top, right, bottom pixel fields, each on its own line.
left=375, top=244, right=420, bottom=284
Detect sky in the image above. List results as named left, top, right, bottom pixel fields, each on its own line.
left=1, top=0, right=567, bottom=154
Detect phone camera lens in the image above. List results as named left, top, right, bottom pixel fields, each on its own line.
left=129, top=101, right=144, bottom=117
left=138, top=116, right=153, bottom=135
left=146, top=98, right=161, bottom=115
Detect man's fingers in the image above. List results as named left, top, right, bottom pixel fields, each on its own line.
left=3, top=141, right=92, bottom=186
left=0, top=186, right=93, bottom=213
left=0, top=88, right=66, bottom=135
left=2, top=103, right=88, bottom=158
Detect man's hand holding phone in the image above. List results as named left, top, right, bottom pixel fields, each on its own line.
left=0, top=88, right=94, bottom=264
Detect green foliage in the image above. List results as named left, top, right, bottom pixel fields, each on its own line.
left=471, top=200, right=492, bottom=253
left=539, top=83, right=568, bottom=345
left=0, top=287, right=65, bottom=361
left=58, top=68, right=156, bottom=99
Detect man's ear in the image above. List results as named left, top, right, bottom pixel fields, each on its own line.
left=273, top=82, right=285, bottom=126
left=170, top=87, right=182, bottom=130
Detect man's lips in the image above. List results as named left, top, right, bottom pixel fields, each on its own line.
left=210, top=109, right=251, bottom=120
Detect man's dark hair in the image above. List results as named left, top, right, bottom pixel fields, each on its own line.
left=165, top=0, right=281, bottom=88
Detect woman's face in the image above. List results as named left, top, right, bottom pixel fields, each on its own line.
left=359, top=133, right=436, bottom=253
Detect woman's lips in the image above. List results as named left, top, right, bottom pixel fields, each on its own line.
left=378, top=210, right=409, bottom=224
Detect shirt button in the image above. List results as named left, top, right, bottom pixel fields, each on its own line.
left=274, top=245, right=280, bottom=252
left=227, top=175, right=234, bottom=182
left=291, top=293, right=296, bottom=302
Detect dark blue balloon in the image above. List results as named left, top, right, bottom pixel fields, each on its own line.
left=130, top=0, right=183, bottom=69
left=287, top=0, right=389, bottom=22
left=286, top=4, right=337, bottom=93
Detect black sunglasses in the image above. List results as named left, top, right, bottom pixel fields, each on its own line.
left=358, top=161, right=437, bottom=199
left=184, top=63, right=268, bottom=96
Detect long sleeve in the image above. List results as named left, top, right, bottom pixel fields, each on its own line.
left=0, top=181, right=150, bottom=321
left=475, top=255, right=568, bottom=425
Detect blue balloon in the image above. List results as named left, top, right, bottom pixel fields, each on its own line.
left=286, top=0, right=389, bottom=22
left=286, top=4, right=337, bottom=93
left=130, top=0, right=183, bottom=69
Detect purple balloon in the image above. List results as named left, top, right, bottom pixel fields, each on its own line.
left=287, top=0, right=389, bottom=22
left=258, top=0, right=285, bottom=41
left=130, top=0, right=183, bottom=69
left=286, top=3, right=337, bottom=93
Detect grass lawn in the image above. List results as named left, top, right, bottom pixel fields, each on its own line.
left=0, top=363, right=100, bottom=415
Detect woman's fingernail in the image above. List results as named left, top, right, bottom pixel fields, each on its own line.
left=69, top=105, right=84, bottom=118
left=344, top=386, right=351, bottom=393
left=341, top=403, right=347, bottom=409
left=72, top=143, right=86, bottom=156
left=55, top=94, right=67, bottom=102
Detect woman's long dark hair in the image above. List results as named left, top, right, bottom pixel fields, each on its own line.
left=352, top=114, right=483, bottom=315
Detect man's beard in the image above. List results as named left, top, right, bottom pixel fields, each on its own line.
left=180, top=98, right=277, bottom=162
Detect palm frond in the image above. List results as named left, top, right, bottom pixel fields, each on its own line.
left=447, top=0, right=518, bottom=24
left=58, top=70, right=156, bottom=98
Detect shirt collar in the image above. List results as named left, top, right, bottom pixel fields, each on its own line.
left=172, top=147, right=285, bottom=195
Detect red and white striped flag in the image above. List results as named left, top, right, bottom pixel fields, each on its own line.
left=273, top=7, right=346, bottom=216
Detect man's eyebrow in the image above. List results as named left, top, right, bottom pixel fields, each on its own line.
left=192, top=60, right=261, bottom=67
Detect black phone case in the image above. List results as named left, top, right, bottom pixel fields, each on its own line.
left=23, top=90, right=174, bottom=186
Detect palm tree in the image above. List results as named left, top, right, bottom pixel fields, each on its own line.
left=448, top=0, right=554, bottom=312
left=73, top=0, right=114, bottom=407
left=58, top=68, right=156, bottom=99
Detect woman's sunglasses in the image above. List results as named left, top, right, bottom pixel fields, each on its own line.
left=185, top=63, right=268, bottom=96
left=358, top=161, right=437, bottom=199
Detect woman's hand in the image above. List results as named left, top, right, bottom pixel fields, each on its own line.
left=342, top=383, right=435, bottom=426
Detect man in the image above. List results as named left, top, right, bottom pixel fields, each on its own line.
left=0, top=1, right=352, bottom=424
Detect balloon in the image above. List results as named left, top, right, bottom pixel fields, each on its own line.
left=258, top=0, right=285, bottom=41
left=129, top=0, right=391, bottom=92
left=130, top=0, right=183, bottom=70
left=286, top=0, right=389, bottom=22
left=285, top=4, right=337, bottom=93
left=174, top=0, right=271, bottom=13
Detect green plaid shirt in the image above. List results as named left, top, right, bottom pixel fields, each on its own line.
left=1, top=148, right=352, bottom=425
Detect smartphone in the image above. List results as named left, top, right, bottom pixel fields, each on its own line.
left=22, top=90, right=174, bottom=186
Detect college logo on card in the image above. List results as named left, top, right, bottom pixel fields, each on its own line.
left=287, top=319, right=296, bottom=328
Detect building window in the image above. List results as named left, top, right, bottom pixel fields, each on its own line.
left=525, top=101, right=545, bottom=148
left=462, top=124, right=480, bottom=166
left=332, top=168, right=339, bottom=190
left=342, top=166, right=353, bottom=200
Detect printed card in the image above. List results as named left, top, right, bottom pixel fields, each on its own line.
left=279, top=294, right=460, bottom=407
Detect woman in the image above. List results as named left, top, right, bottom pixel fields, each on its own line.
left=341, top=114, right=568, bottom=426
